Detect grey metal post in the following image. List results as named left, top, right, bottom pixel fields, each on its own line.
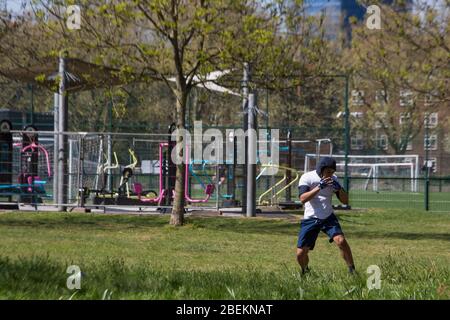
left=425, top=114, right=430, bottom=211
left=246, top=93, right=257, bottom=217
left=94, top=137, right=103, bottom=190
left=107, top=101, right=113, bottom=191
left=53, top=93, right=59, bottom=204
left=77, top=136, right=84, bottom=207
left=316, top=139, right=321, bottom=163
left=242, top=63, right=250, bottom=213
left=215, top=164, right=220, bottom=212
left=286, top=130, right=292, bottom=202
left=57, top=52, right=68, bottom=211
left=344, top=76, right=350, bottom=193
left=68, top=139, right=73, bottom=203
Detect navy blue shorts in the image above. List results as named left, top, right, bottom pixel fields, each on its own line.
left=297, top=213, right=344, bottom=250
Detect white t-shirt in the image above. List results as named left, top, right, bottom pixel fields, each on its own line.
left=298, top=170, right=339, bottom=220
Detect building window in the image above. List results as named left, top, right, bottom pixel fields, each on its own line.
left=400, top=137, right=413, bottom=151
left=375, top=90, right=388, bottom=105
left=424, top=135, right=437, bottom=151
left=424, top=92, right=439, bottom=107
left=351, top=111, right=364, bottom=119
left=351, top=134, right=364, bottom=150
left=424, top=112, right=438, bottom=128
left=376, top=135, right=388, bottom=150
left=399, top=90, right=414, bottom=107
left=399, top=113, right=411, bottom=125
left=423, top=158, right=437, bottom=173
left=406, top=140, right=413, bottom=151
left=351, top=90, right=364, bottom=106
left=375, top=112, right=387, bottom=129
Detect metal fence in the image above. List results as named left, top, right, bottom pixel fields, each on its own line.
left=342, top=177, right=450, bottom=212
left=0, top=129, right=449, bottom=213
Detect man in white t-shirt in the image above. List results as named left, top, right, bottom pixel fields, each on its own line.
left=297, top=157, right=355, bottom=274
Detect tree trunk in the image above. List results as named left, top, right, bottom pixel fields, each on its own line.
left=170, top=88, right=187, bottom=226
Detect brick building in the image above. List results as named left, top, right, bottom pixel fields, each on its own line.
left=349, top=89, right=450, bottom=177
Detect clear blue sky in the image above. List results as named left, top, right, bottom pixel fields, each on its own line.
left=5, top=0, right=25, bottom=12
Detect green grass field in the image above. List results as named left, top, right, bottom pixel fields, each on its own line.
left=344, top=191, right=450, bottom=211
left=0, top=209, right=448, bottom=299
left=192, top=183, right=450, bottom=211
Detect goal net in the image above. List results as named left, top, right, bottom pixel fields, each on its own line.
left=304, top=154, right=419, bottom=192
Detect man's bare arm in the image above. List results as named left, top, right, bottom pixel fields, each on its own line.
left=300, top=177, right=333, bottom=203
left=300, top=186, right=321, bottom=203
left=336, top=189, right=349, bottom=205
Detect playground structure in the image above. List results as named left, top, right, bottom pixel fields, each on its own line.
left=1, top=120, right=447, bottom=212
left=0, top=55, right=355, bottom=214
left=0, top=121, right=53, bottom=206
left=2, top=56, right=396, bottom=213
left=0, top=120, right=338, bottom=212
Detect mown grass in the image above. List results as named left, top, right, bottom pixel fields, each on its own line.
left=345, top=190, right=450, bottom=211
left=0, top=209, right=448, bottom=299
left=192, top=187, right=450, bottom=211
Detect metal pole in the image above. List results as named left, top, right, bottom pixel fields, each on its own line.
left=316, top=140, right=321, bottom=163
left=246, top=93, right=257, bottom=217
left=77, top=136, right=84, bottom=207
left=425, top=114, right=429, bottom=211
left=415, top=155, right=419, bottom=192
left=266, top=88, right=269, bottom=129
left=68, top=139, right=73, bottom=203
left=286, top=130, right=292, bottom=202
left=242, top=63, right=250, bottom=213
left=57, top=52, right=68, bottom=211
left=228, top=135, right=237, bottom=204
left=215, top=164, right=219, bottom=212
left=94, top=137, right=103, bottom=190
left=344, top=75, right=350, bottom=193
left=266, top=88, right=270, bottom=195
left=53, top=93, right=59, bottom=205
left=107, top=99, right=113, bottom=191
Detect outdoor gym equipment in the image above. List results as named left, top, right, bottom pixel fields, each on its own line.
left=117, top=148, right=138, bottom=198
left=83, top=151, right=119, bottom=206
left=19, top=126, right=51, bottom=203
left=0, top=125, right=52, bottom=203
left=188, top=160, right=232, bottom=201
left=21, top=137, right=52, bottom=178
left=257, top=164, right=300, bottom=206
left=100, top=151, right=119, bottom=192
left=131, top=142, right=167, bottom=205
left=90, top=142, right=166, bottom=206
left=0, top=120, right=13, bottom=202
left=255, top=134, right=333, bottom=209
left=184, top=144, right=215, bottom=203
left=130, top=141, right=215, bottom=205
left=91, top=147, right=159, bottom=206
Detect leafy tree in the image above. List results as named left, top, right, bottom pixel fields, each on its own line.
left=346, top=0, right=449, bottom=154
left=29, top=0, right=307, bottom=225
left=0, top=0, right=344, bottom=224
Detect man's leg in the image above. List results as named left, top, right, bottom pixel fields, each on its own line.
left=297, top=219, right=319, bottom=274
left=296, top=247, right=310, bottom=273
left=333, top=234, right=355, bottom=272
